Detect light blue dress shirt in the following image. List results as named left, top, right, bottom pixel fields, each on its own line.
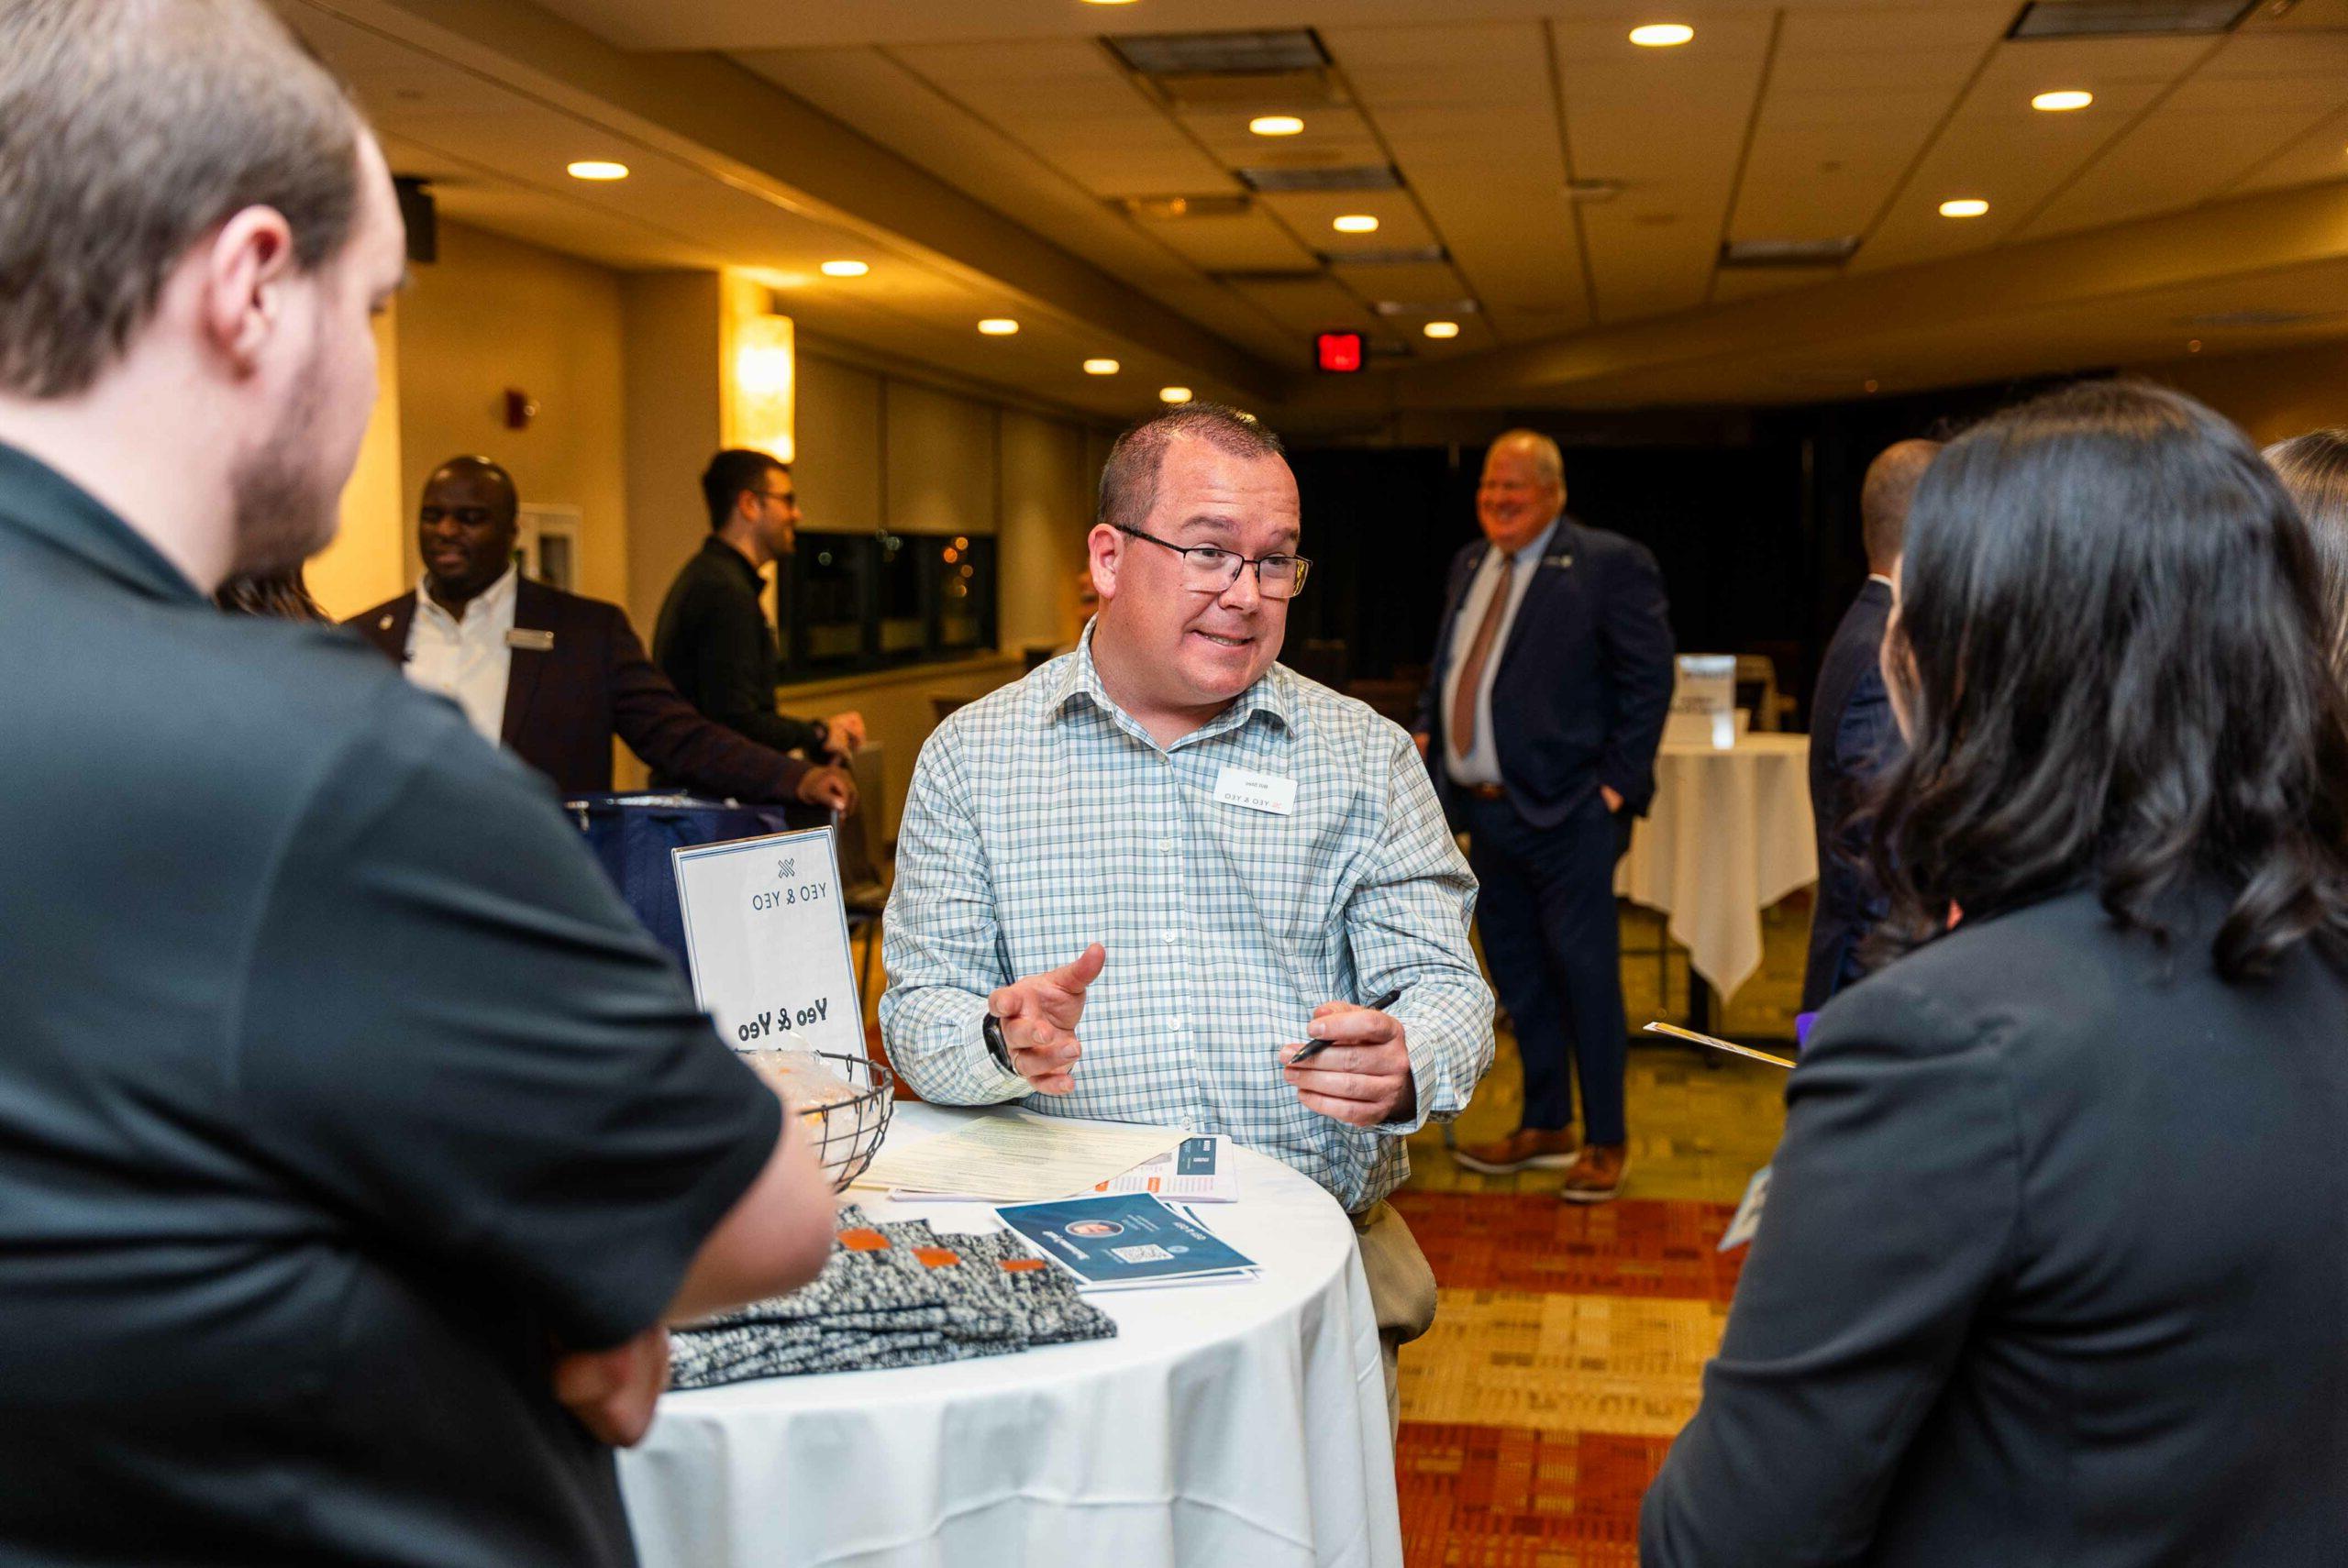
left=880, top=624, right=1496, bottom=1211
left=1441, top=514, right=1563, bottom=788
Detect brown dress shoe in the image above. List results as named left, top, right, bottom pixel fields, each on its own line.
left=1453, top=1127, right=1578, bottom=1175
left=1558, top=1142, right=1627, bottom=1203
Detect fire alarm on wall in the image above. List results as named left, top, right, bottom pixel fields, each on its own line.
left=504, top=388, right=538, bottom=429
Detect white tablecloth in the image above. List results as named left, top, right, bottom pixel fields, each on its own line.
left=1615, top=733, right=1817, bottom=1000
left=619, top=1103, right=1402, bottom=1568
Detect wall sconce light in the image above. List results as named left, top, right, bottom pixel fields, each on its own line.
left=724, top=287, right=795, bottom=465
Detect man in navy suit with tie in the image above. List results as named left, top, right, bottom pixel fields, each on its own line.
left=1800, top=438, right=1939, bottom=1011
left=1415, top=432, right=1674, bottom=1201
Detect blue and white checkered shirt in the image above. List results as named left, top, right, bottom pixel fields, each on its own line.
left=880, top=625, right=1494, bottom=1212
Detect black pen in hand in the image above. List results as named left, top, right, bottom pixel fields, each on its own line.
left=1286, top=989, right=1402, bottom=1066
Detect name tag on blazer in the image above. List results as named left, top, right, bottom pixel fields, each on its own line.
left=505, top=628, right=555, bottom=653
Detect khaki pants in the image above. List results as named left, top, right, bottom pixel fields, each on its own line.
left=1350, top=1201, right=1439, bottom=1439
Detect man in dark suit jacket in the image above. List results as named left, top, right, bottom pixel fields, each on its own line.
left=1800, top=439, right=1939, bottom=1012
left=1415, top=431, right=1674, bottom=1201
left=349, top=457, right=853, bottom=810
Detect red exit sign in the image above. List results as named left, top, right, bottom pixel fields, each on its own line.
left=1315, top=330, right=1365, bottom=373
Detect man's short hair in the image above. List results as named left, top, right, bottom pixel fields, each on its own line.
left=702, top=448, right=788, bottom=530
left=1487, top=429, right=1566, bottom=490
left=1860, top=439, right=1944, bottom=570
left=0, top=0, right=362, bottom=398
left=1096, top=404, right=1287, bottom=535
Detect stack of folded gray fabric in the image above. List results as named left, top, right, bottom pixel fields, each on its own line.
left=670, top=1205, right=1117, bottom=1387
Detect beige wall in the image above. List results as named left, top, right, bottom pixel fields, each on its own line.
left=395, top=221, right=630, bottom=609
left=2132, top=338, right=2348, bottom=447
left=308, top=309, right=407, bottom=622
left=620, top=271, right=725, bottom=637
left=795, top=351, right=884, bottom=536
left=999, top=408, right=1092, bottom=652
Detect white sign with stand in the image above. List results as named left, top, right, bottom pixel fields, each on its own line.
left=672, top=827, right=862, bottom=1056
left=1666, top=653, right=1741, bottom=750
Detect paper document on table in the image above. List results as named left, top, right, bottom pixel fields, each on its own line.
left=854, top=1109, right=1189, bottom=1203
left=1091, top=1135, right=1237, bottom=1202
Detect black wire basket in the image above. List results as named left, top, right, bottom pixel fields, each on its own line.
left=742, top=1048, right=894, bottom=1192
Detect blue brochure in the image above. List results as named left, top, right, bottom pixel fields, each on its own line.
left=993, top=1192, right=1258, bottom=1290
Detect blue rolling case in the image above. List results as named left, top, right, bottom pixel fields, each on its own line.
left=563, top=792, right=824, bottom=975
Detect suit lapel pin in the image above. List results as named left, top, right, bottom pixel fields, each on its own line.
left=377, top=613, right=393, bottom=630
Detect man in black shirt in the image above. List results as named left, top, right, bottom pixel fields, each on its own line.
left=0, top=6, right=836, bottom=1563
left=654, top=447, right=866, bottom=765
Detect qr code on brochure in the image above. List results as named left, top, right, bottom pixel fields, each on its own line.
left=1109, top=1243, right=1173, bottom=1264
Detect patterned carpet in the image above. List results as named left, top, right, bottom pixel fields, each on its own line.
left=1386, top=899, right=1802, bottom=1566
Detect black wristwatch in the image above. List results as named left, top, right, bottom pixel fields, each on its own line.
left=981, top=1013, right=1013, bottom=1073
left=808, top=718, right=830, bottom=752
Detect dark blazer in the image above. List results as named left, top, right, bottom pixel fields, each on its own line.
left=1643, top=883, right=2348, bottom=1566
left=1801, top=578, right=1899, bottom=1010
left=349, top=578, right=810, bottom=802
left=1413, top=517, right=1675, bottom=830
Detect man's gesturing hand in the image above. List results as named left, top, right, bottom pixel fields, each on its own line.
left=1280, top=1000, right=1416, bottom=1126
left=987, top=942, right=1106, bottom=1095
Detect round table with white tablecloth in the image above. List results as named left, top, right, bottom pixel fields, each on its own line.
left=1615, top=732, right=1817, bottom=1003
left=617, top=1102, right=1402, bottom=1568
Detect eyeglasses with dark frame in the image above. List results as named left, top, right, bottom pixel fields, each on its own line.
left=1114, top=525, right=1312, bottom=600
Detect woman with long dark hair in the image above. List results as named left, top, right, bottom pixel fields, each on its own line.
left=1643, top=381, right=2348, bottom=1564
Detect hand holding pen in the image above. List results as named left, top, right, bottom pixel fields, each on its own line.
left=1279, top=989, right=1415, bottom=1127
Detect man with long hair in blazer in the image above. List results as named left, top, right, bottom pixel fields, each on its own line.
left=1415, top=430, right=1674, bottom=1201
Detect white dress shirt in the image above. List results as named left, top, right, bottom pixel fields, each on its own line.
left=1441, top=515, right=1562, bottom=788
left=402, top=565, right=518, bottom=745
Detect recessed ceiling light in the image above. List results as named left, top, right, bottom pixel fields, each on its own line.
left=1159, top=386, right=1193, bottom=404
left=819, top=259, right=869, bottom=278
left=1629, top=23, right=1695, bottom=47
left=566, top=160, right=629, bottom=182
left=1249, top=116, right=1305, bottom=137
left=1332, top=214, right=1380, bottom=234
left=978, top=318, right=1020, bottom=336
left=1939, top=197, right=1990, bottom=218
left=1423, top=320, right=1461, bottom=339
left=2032, top=90, right=2094, bottom=111
left=1081, top=0, right=1140, bottom=6
left=1083, top=359, right=1121, bottom=375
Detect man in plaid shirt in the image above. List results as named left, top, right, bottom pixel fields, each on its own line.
left=881, top=404, right=1494, bottom=1421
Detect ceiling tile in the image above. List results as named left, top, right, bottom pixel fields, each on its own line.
left=1330, top=19, right=1591, bottom=340
left=1553, top=13, right=1775, bottom=323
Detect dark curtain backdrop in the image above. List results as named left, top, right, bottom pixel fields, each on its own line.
left=1284, top=372, right=2081, bottom=728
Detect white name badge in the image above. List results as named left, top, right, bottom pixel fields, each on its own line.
left=672, top=826, right=862, bottom=1056
left=1213, top=765, right=1297, bottom=816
